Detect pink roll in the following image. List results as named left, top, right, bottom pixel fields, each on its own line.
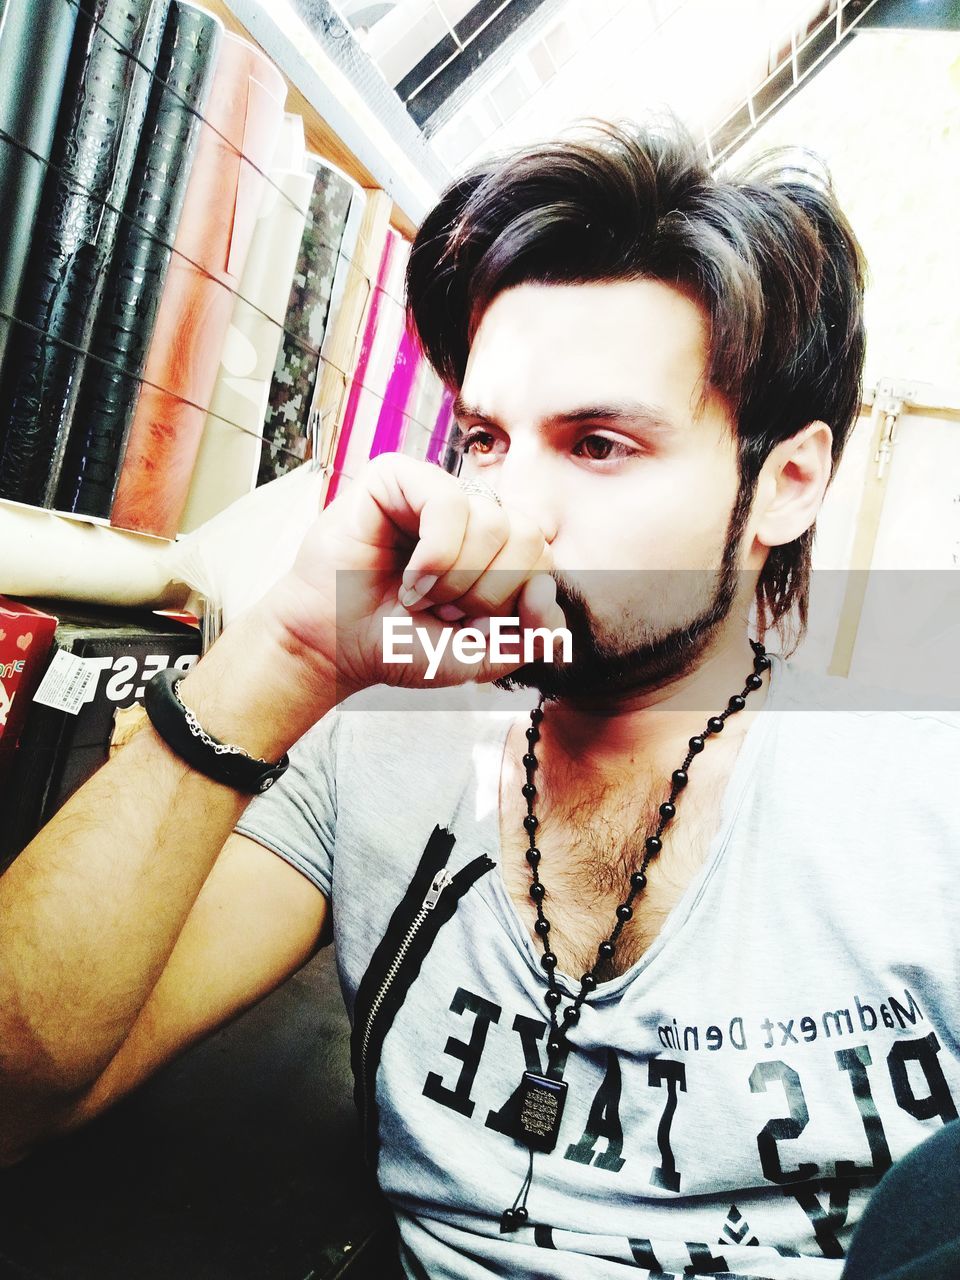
left=111, top=32, right=286, bottom=538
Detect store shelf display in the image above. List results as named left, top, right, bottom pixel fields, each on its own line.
left=0, top=0, right=455, bottom=617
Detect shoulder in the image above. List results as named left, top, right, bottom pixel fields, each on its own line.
left=773, top=656, right=959, bottom=725
left=292, top=683, right=521, bottom=760
left=769, top=655, right=960, bottom=793
left=330, top=682, right=525, bottom=816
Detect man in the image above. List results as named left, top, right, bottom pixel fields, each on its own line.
left=1, top=124, right=958, bottom=1278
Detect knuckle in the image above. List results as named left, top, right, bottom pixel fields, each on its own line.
left=465, top=570, right=522, bottom=615
left=536, top=543, right=555, bottom=571
left=513, top=527, right=547, bottom=562
left=364, top=450, right=397, bottom=477
left=506, top=510, right=539, bottom=538
left=432, top=568, right=477, bottom=601
left=473, top=506, right=511, bottom=544
left=360, top=451, right=400, bottom=500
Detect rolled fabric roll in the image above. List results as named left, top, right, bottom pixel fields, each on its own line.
left=0, top=0, right=170, bottom=508
left=310, top=184, right=367, bottom=470
left=397, top=419, right=435, bottom=464
left=179, top=153, right=313, bottom=532
left=0, top=499, right=182, bottom=607
left=0, top=0, right=79, bottom=376
left=325, top=229, right=409, bottom=504
left=312, top=189, right=392, bottom=492
left=256, top=156, right=363, bottom=487
left=369, top=323, right=420, bottom=458
left=110, top=32, right=287, bottom=539
left=398, top=353, right=449, bottom=464
left=54, top=0, right=223, bottom=519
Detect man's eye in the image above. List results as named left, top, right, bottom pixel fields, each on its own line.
left=454, top=428, right=497, bottom=455
left=573, top=435, right=633, bottom=461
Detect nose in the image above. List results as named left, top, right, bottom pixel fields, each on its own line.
left=492, top=436, right=560, bottom=546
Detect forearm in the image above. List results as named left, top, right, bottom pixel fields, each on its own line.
left=0, top=591, right=336, bottom=1109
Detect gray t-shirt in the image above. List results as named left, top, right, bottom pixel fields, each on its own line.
left=236, top=655, right=960, bottom=1279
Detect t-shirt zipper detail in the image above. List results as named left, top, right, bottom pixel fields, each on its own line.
left=358, top=865, right=454, bottom=1068
left=351, top=824, right=495, bottom=1167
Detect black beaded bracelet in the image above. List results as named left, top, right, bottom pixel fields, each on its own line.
left=143, top=668, right=290, bottom=794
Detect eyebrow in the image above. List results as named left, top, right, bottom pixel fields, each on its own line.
left=451, top=396, right=679, bottom=435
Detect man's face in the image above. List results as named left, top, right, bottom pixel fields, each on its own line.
left=455, top=280, right=761, bottom=697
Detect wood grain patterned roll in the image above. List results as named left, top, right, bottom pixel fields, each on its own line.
left=110, top=32, right=286, bottom=538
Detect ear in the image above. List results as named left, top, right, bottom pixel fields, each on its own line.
left=749, top=421, right=833, bottom=556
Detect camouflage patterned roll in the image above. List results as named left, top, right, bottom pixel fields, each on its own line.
left=257, top=156, right=363, bottom=486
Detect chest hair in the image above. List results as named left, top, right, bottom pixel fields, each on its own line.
left=498, top=721, right=729, bottom=981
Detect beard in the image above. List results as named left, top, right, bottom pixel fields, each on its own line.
left=496, top=484, right=754, bottom=702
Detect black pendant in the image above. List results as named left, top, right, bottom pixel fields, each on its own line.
left=515, top=1071, right=568, bottom=1153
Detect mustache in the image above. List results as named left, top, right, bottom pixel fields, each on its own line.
left=549, top=572, right=592, bottom=634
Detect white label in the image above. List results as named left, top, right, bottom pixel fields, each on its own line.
left=32, top=649, right=97, bottom=716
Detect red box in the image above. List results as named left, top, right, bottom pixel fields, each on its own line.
left=0, top=597, right=58, bottom=754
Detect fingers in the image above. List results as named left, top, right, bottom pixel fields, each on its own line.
left=401, top=574, right=569, bottom=686
left=402, top=495, right=513, bottom=611
left=349, top=453, right=469, bottom=570
left=350, top=456, right=512, bottom=605
left=486, top=573, right=567, bottom=663
left=349, top=453, right=553, bottom=625
left=403, top=492, right=551, bottom=620
left=473, top=523, right=554, bottom=611
left=516, top=572, right=568, bottom=641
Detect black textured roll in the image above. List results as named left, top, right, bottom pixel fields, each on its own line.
left=55, top=0, right=222, bottom=518
left=0, top=0, right=168, bottom=507
left=143, top=668, right=290, bottom=794
left=0, top=0, right=80, bottom=377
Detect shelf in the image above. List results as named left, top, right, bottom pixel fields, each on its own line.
left=201, top=0, right=445, bottom=237
left=0, top=3, right=419, bottom=609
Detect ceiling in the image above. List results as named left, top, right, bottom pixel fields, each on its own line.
left=336, top=0, right=956, bottom=174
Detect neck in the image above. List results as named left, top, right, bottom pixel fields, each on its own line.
left=543, top=624, right=772, bottom=772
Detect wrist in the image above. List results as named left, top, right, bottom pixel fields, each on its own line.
left=176, top=592, right=343, bottom=761
left=145, top=670, right=291, bottom=794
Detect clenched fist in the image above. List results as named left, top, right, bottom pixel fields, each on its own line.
left=267, top=453, right=566, bottom=696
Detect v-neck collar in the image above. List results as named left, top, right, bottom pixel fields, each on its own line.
left=469, top=653, right=786, bottom=1003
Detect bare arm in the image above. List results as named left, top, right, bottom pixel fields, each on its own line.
left=0, top=602, right=337, bottom=1164
left=60, top=832, right=329, bottom=1129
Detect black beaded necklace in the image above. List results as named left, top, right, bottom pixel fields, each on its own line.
left=499, top=638, right=771, bottom=1231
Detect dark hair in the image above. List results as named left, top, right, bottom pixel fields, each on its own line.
left=406, top=121, right=867, bottom=652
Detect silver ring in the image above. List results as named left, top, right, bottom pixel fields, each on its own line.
left=457, top=476, right=502, bottom=506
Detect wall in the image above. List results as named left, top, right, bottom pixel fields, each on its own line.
left=731, top=27, right=960, bottom=391
left=732, top=28, right=960, bottom=692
